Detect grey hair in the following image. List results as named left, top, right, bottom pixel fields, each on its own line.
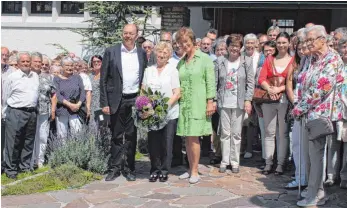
left=142, top=40, right=154, bottom=48
left=50, top=65, right=62, bottom=73
left=338, top=38, right=347, bottom=47
left=8, top=55, right=17, bottom=63
left=243, top=33, right=258, bottom=45
left=304, top=25, right=327, bottom=38
left=31, top=51, right=43, bottom=61
left=60, top=56, right=74, bottom=66
left=42, top=54, right=51, bottom=65
left=267, top=26, right=280, bottom=35
left=327, top=35, right=333, bottom=42
left=297, top=28, right=306, bottom=42
left=16, top=51, right=31, bottom=61
left=172, top=32, right=177, bottom=42
left=335, top=27, right=347, bottom=38
left=72, top=57, right=81, bottom=63
left=205, top=28, right=218, bottom=37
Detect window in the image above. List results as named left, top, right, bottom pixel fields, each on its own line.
left=2, top=1, right=22, bottom=14
left=61, top=1, right=84, bottom=14
left=271, top=19, right=295, bottom=34
left=31, top=1, right=52, bottom=14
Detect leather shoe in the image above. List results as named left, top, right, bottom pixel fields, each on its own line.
left=159, top=174, right=168, bottom=182
left=105, top=171, right=120, bottom=181
left=125, top=172, right=136, bottom=181
left=149, top=174, right=159, bottom=182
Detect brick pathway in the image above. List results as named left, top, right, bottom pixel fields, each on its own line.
left=2, top=154, right=347, bottom=208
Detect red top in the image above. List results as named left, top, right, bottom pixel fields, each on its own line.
left=258, top=56, right=294, bottom=85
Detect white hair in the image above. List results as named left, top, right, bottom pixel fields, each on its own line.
left=172, top=32, right=177, bottom=42
left=304, top=25, right=327, bottom=38
left=335, top=27, right=347, bottom=38
left=50, top=65, right=62, bottom=73
left=42, top=54, right=51, bottom=65
left=8, top=55, right=17, bottom=62
left=142, top=40, right=154, bottom=48
left=61, top=56, right=74, bottom=66
left=297, top=28, right=306, bottom=42
left=16, top=51, right=31, bottom=61
left=267, top=26, right=280, bottom=35
left=243, top=33, right=257, bottom=45
left=31, top=51, right=43, bottom=61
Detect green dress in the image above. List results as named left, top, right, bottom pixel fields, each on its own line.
left=176, top=50, right=216, bottom=136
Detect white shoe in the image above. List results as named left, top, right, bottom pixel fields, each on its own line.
left=297, top=196, right=326, bottom=207
left=244, top=152, right=253, bottom=159
left=179, top=172, right=190, bottom=180
left=300, top=188, right=308, bottom=198
left=189, top=175, right=200, bottom=184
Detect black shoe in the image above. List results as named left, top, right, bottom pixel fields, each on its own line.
left=105, top=171, right=120, bottom=181
left=159, top=174, right=168, bottom=182
left=6, top=174, right=17, bottom=179
left=149, top=174, right=159, bottom=182
left=210, top=156, right=221, bottom=165
left=125, top=172, right=136, bottom=181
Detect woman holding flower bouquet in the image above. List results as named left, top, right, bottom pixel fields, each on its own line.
left=175, top=27, right=216, bottom=184
left=141, top=42, right=181, bottom=182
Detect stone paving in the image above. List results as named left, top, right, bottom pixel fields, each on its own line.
left=2, top=153, right=347, bottom=208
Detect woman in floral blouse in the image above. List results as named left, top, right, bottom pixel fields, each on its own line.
left=258, top=32, right=294, bottom=175
left=292, top=25, right=344, bottom=207
left=214, top=37, right=254, bottom=173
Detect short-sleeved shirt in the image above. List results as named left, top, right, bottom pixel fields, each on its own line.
left=142, top=64, right=180, bottom=120
left=223, top=58, right=240, bottom=108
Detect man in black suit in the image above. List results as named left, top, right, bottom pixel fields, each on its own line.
left=100, top=24, right=147, bottom=181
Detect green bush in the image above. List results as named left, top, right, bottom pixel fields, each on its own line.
left=48, top=125, right=110, bottom=174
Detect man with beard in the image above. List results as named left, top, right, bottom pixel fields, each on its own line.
left=3, top=52, right=39, bottom=178
left=100, top=24, right=147, bottom=182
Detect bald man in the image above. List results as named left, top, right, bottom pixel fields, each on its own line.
left=200, top=37, right=217, bottom=61
left=100, top=24, right=147, bottom=182
left=305, top=22, right=315, bottom=28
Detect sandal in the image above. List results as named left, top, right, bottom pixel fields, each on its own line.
left=274, top=165, right=284, bottom=175
left=262, top=164, right=272, bottom=175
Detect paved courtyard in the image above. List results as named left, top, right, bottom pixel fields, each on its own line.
left=2, top=153, right=347, bottom=208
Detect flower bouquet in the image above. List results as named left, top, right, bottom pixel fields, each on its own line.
left=132, top=88, right=170, bottom=132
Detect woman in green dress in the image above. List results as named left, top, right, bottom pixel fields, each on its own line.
left=175, top=27, right=216, bottom=184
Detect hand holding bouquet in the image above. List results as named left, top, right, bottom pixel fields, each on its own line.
left=132, top=88, right=170, bottom=132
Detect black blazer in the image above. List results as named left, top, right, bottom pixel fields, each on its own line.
left=100, top=43, right=147, bottom=114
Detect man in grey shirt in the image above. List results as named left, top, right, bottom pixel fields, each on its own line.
left=3, top=52, right=39, bottom=179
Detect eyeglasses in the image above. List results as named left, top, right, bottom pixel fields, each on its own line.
left=1, top=53, right=9, bottom=57
left=92, top=60, right=101, bottom=63
left=305, top=36, right=323, bottom=44
left=143, top=46, right=152, bottom=49
left=160, top=40, right=171, bottom=43
left=42, top=64, right=50, bottom=67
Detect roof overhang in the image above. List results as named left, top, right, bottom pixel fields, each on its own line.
left=126, top=1, right=347, bottom=9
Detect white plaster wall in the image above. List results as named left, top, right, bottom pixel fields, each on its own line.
left=1, top=28, right=85, bottom=59
left=189, top=7, right=211, bottom=38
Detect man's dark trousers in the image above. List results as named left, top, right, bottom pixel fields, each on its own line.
left=4, top=107, right=37, bottom=176
left=108, top=96, right=137, bottom=174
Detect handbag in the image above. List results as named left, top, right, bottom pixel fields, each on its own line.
left=253, top=76, right=285, bottom=104
left=253, top=58, right=286, bottom=104
left=305, top=72, right=337, bottom=141
left=77, top=103, right=89, bottom=124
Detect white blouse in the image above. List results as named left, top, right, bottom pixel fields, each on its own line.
left=142, top=64, right=180, bottom=120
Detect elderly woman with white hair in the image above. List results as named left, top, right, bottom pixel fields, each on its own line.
left=142, top=42, right=181, bottom=182
left=267, top=26, right=281, bottom=41
left=215, top=41, right=227, bottom=57
left=53, top=56, right=86, bottom=139
left=292, top=25, right=344, bottom=207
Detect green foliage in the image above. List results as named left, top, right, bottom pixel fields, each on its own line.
left=1, top=166, right=50, bottom=185
left=1, top=164, right=102, bottom=196
left=48, top=126, right=110, bottom=174
left=46, top=43, right=70, bottom=56
left=72, top=2, right=153, bottom=47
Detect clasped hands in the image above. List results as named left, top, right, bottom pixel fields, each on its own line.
left=267, top=86, right=282, bottom=100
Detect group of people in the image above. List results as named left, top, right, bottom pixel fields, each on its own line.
left=1, top=22, right=347, bottom=207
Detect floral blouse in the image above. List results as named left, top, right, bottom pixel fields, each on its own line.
left=293, top=49, right=344, bottom=121
left=37, top=73, right=55, bottom=115
left=341, top=63, right=347, bottom=120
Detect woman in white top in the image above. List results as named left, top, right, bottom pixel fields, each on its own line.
left=142, top=42, right=181, bottom=183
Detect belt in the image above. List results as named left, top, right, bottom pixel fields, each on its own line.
left=9, top=106, right=37, bottom=112
left=122, top=93, right=138, bottom=99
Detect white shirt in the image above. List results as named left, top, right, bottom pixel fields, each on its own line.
left=121, top=44, right=140, bottom=94
left=3, top=69, right=39, bottom=110
left=252, top=51, right=260, bottom=77
left=79, top=73, right=92, bottom=91
left=223, top=58, right=240, bottom=108
left=142, top=64, right=180, bottom=120
left=169, top=52, right=184, bottom=67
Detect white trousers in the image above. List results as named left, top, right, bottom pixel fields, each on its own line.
left=292, top=119, right=308, bottom=184
left=56, top=114, right=82, bottom=140
left=220, top=108, right=245, bottom=168
left=31, top=114, right=50, bottom=166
